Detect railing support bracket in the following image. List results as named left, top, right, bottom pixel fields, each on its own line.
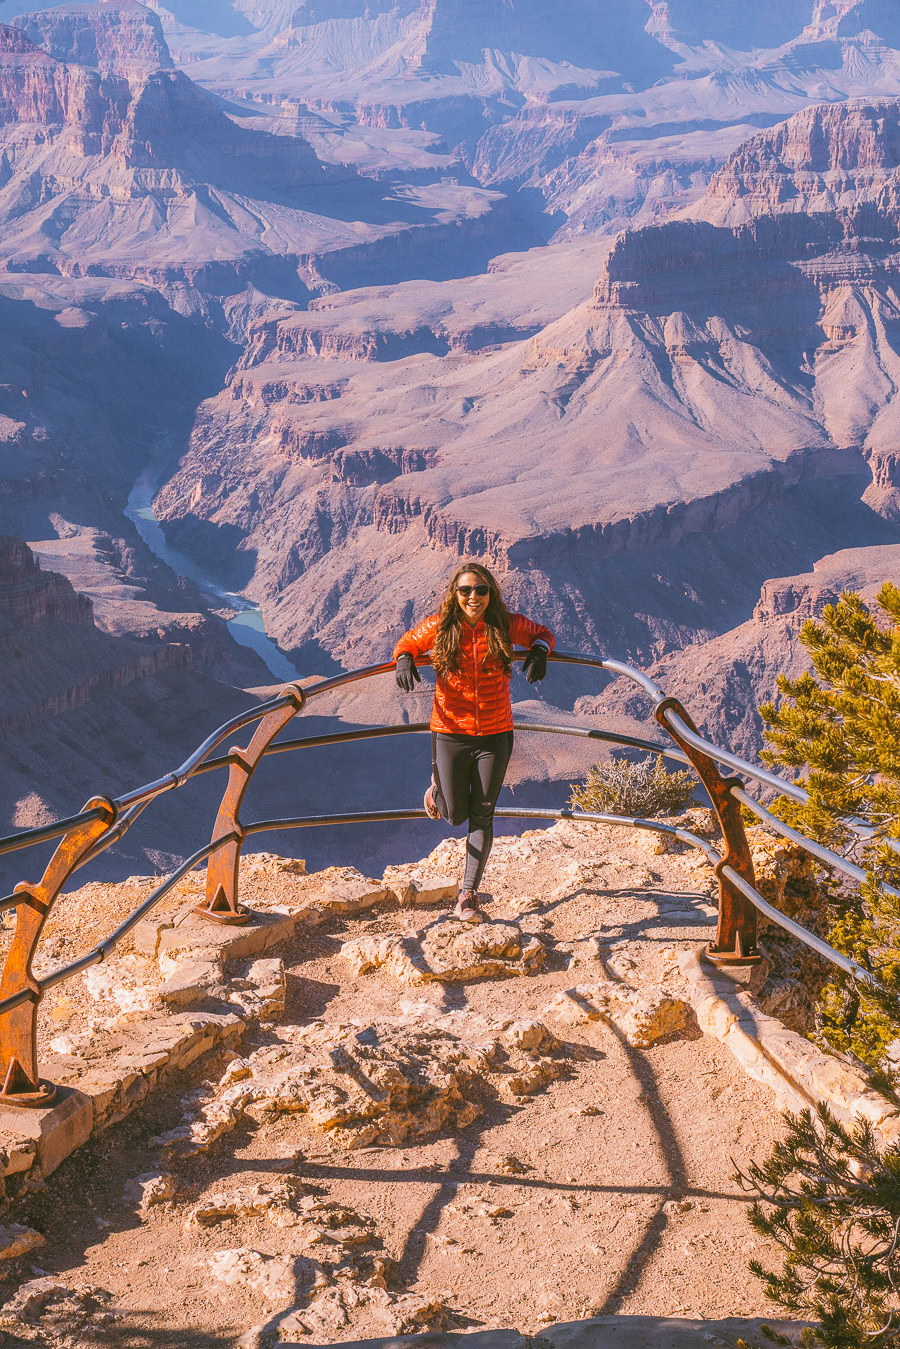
left=194, top=882, right=251, bottom=926
left=0, top=797, right=117, bottom=1109
left=0, top=1046, right=54, bottom=1109
left=195, top=685, right=305, bottom=926
left=656, top=698, right=761, bottom=967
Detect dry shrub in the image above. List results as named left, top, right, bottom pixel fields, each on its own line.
left=569, top=754, right=697, bottom=819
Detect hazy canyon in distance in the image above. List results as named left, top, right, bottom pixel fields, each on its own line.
left=2, top=0, right=900, bottom=882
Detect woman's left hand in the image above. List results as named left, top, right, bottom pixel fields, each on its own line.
left=522, top=644, right=548, bottom=683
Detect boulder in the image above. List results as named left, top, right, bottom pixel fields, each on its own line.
left=342, top=917, right=545, bottom=985
left=544, top=980, right=694, bottom=1046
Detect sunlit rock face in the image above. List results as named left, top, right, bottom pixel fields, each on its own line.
left=14, top=1, right=173, bottom=74
left=148, top=91, right=900, bottom=681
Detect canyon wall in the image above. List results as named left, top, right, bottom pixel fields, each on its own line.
left=148, top=93, right=900, bottom=700
left=3, top=3, right=900, bottom=868
left=0, top=537, right=192, bottom=733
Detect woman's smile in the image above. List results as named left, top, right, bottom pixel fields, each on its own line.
left=457, top=572, right=490, bottom=623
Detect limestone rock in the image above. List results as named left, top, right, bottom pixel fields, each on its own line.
left=312, top=867, right=389, bottom=915
left=0, top=1224, right=43, bottom=1260
left=157, top=959, right=223, bottom=1009
left=245, top=1021, right=486, bottom=1145
left=211, top=1190, right=385, bottom=1333
left=0, top=1137, right=35, bottom=1178
left=123, top=1170, right=176, bottom=1216
left=758, top=975, right=814, bottom=1033
left=501, top=1019, right=562, bottom=1054
left=639, top=830, right=677, bottom=856
left=544, top=981, right=693, bottom=1047
left=390, top=1293, right=450, bottom=1333
left=748, top=830, right=819, bottom=920
left=506, top=1057, right=565, bottom=1097
left=0, top=1276, right=113, bottom=1335
left=0, top=1277, right=68, bottom=1325
left=382, top=865, right=459, bottom=908
left=342, top=917, right=545, bottom=985
left=241, top=852, right=305, bottom=877
left=226, top=958, right=286, bottom=1022
left=186, top=1179, right=306, bottom=1229
left=180, top=1019, right=491, bottom=1150
left=508, top=894, right=544, bottom=916
left=208, top=1248, right=299, bottom=1303
left=153, top=1093, right=245, bottom=1160
left=84, top=954, right=159, bottom=1023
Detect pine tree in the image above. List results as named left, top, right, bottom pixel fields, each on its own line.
left=735, top=1105, right=900, bottom=1349
left=758, top=583, right=900, bottom=1069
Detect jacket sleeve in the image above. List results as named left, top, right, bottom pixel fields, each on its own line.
left=509, top=612, right=556, bottom=652
left=392, top=614, right=439, bottom=661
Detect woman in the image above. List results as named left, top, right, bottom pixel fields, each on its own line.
left=393, top=562, right=555, bottom=923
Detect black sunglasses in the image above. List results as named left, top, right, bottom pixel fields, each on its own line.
left=457, top=584, right=490, bottom=597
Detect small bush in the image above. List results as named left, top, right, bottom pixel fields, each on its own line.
left=569, top=754, right=697, bottom=819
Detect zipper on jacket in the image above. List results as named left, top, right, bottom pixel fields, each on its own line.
left=474, top=623, right=480, bottom=735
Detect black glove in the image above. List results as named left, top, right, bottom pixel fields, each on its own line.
left=395, top=652, right=421, bottom=692
left=522, top=643, right=548, bottom=684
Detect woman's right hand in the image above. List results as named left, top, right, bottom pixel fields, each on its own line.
left=395, top=652, right=421, bottom=692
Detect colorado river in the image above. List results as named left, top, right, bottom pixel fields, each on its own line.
left=125, top=464, right=302, bottom=683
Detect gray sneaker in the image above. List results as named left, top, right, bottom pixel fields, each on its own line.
left=454, top=890, right=482, bottom=923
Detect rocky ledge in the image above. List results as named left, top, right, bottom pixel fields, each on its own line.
left=0, top=817, right=884, bottom=1343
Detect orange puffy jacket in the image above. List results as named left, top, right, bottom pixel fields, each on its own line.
left=393, top=612, right=556, bottom=736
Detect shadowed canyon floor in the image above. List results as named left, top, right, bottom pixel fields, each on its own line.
left=0, top=818, right=820, bottom=1346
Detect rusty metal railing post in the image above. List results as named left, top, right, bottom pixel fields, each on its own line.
left=655, top=697, right=761, bottom=966
left=194, top=684, right=306, bottom=925
left=0, top=796, right=117, bottom=1106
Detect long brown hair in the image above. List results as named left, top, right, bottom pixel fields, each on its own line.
left=432, top=563, right=512, bottom=678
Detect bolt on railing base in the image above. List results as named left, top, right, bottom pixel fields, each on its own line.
left=192, top=885, right=253, bottom=926
left=0, top=1057, right=56, bottom=1109
left=703, top=933, right=762, bottom=968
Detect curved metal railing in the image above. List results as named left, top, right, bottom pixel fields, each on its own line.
left=0, top=648, right=891, bottom=1107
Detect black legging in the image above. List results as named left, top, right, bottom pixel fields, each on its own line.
left=431, top=730, right=514, bottom=892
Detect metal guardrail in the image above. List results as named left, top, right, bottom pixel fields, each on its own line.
left=0, top=649, right=892, bottom=1108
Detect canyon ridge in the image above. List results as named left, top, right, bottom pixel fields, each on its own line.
left=2, top=1, right=900, bottom=876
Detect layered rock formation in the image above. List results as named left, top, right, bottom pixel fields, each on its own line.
left=0, top=9, right=509, bottom=294
left=696, top=98, right=900, bottom=224
left=14, top=0, right=173, bottom=74
left=152, top=0, right=900, bottom=236
left=0, top=534, right=91, bottom=630
left=153, top=96, right=900, bottom=671
left=5, top=1, right=900, bottom=878
left=581, top=541, right=900, bottom=759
